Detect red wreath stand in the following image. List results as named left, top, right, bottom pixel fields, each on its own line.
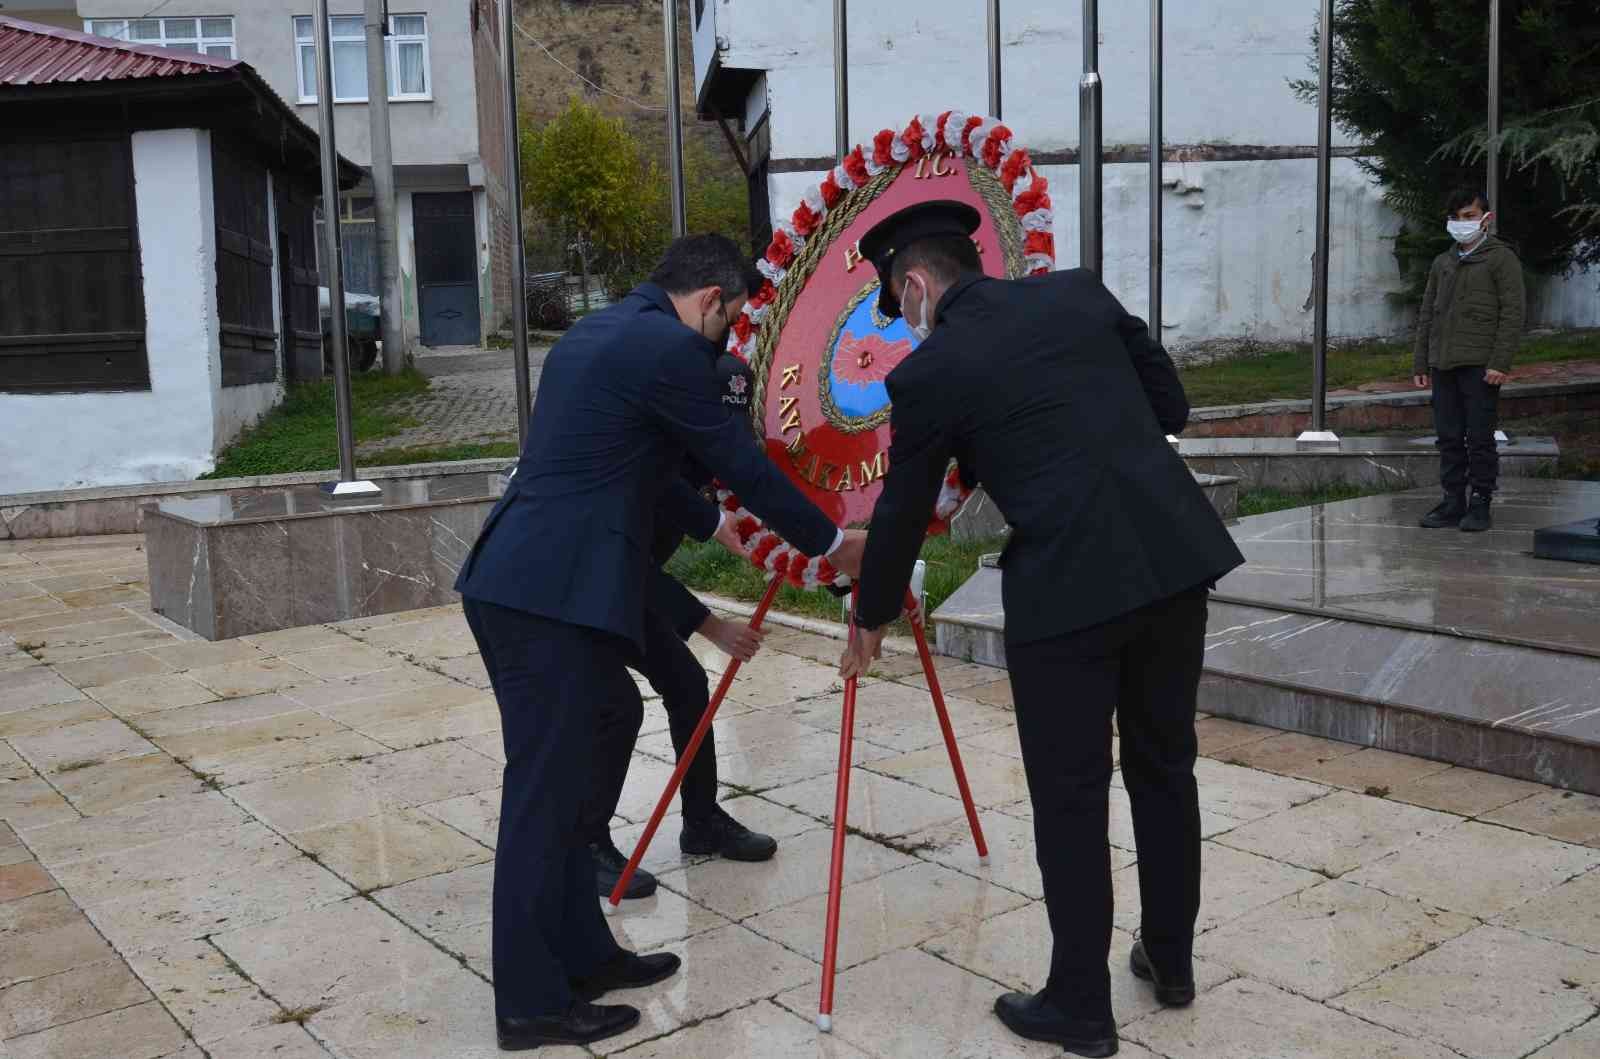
left=605, top=578, right=989, bottom=1033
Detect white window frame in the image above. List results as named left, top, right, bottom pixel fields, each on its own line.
left=84, top=15, right=236, bottom=59
left=293, top=14, right=432, bottom=105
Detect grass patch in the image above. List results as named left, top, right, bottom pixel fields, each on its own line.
left=202, top=369, right=430, bottom=479
left=666, top=532, right=1006, bottom=628
left=1236, top=482, right=1403, bottom=518
left=1178, top=330, right=1600, bottom=408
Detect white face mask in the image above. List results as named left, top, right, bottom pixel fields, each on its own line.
left=1447, top=218, right=1485, bottom=245
left=904, top=274, right=933, bottom=342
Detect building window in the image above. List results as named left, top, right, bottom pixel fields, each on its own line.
left=314, top=194, right=379, bottom=296
left=294, top=14, right=431, bottom=103
left=85, top=16, right=236, bottom=58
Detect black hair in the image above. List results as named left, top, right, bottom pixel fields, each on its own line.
left=890, top=234, right=982, bottom=287
left=1445, top=187, right=1490, bottom=218
left=649, top=234, right=747, bottom=297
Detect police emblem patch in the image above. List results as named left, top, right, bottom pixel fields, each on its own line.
left=729, top=375, right=748, bottom=397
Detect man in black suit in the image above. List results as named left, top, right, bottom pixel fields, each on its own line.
left=456, top=235, right=866, bottom=1050
left=839, top=202, right=1244, bottom=1058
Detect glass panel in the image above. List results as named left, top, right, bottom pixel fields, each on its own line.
left=294, top=16, right=312, bottom=41
left=349, top=196, right=375, bottom=220
left=89, top=20, right=127, bottom=40
left=391, top=15, right=425, bottom=36
left=167, top=42, right=201, bottom=54
left=201, top=18, right=232, bottom=38
left=130, top=19, right=161, bottom=40
left=162, top=19, right=198, bottom=40
left=331, top=40, right=367, bottom=99
left=331, top=16, right=364, bottom=38
left=206, top=44, right=235, bottom=58
left=396, top=41, right=426, bottom=95
left=299, top=46, right=317, bottom=99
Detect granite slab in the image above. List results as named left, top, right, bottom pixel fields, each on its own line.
left=931, top=479, right=1600, bottom=793
left=145, top=475, right=502, bottom=640
left=1215, top=479, right=1600, bottom=658
left=1534, top=518, right=1600, bottom=565
left=1179, top=435, right=1558, bottom=492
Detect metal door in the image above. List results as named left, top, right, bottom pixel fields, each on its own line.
left=414, top=191, right=480, bottom=346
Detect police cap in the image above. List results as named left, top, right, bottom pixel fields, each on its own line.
left=857, top=200, right=981, bottom=319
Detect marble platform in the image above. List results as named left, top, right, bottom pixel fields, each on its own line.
left=1178, top=435, right=1558, bottom=492
left=950, top=471, right=1239, bottom=542
left=145, top=474, right=504, bottom=639
left=933, top=479, right=1600, bottom=793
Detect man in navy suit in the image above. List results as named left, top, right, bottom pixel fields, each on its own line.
left=455, top=235, right=866, bottom=1051
left=585, top=361, right=786, bottom=902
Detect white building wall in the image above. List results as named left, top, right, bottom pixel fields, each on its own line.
left=714, top=0, right=1600, bottom=348
left=0, top=129, right=229, bottom=495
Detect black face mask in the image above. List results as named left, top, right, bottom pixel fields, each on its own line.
left=703, top=298, right=734, bottom=348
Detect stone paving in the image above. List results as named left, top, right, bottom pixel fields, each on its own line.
left=357, top=345, right=550, bottom=457
left=4, top=534, right=1600, bottom=1057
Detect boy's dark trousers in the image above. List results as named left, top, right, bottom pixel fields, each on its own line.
left=1432, top=366, right=1501, bottom=496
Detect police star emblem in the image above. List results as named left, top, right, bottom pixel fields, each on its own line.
left=729, top=375, right=749, bottom=397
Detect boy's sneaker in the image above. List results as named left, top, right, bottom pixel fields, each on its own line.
left=1459, top=492, right=1493, bottom=533
left=1420, top=492, right=1467, bottom=528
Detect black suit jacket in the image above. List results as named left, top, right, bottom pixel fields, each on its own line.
left=648, top=459, right=718, bottom=640
left=855, top=270, right=1244, bottom=642
left=455, top=284, right=837, bottom=651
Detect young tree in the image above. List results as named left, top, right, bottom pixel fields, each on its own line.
left=1296, top=0, right=1600, bottom=288
left=521, top=97, right=665, bottom=307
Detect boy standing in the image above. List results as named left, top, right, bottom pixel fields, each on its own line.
left=1413, top=188, right=1525, bottom=532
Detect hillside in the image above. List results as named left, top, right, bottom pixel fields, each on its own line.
left=511, top=1, right=729, bottom=170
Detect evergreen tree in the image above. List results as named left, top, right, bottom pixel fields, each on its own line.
left=1294, top=0, right=1600, bottom=291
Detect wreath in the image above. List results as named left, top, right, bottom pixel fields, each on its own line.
left=717, top=110, right=1055, bottom=592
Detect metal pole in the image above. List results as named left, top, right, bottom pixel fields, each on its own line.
left=1079, top=0, right=1103, bottom=275
left=987, top=0, right=1001, bottom=119
left=834, top=0, right=849, bottom=159
left=313, top=0, right=377, bottom=494
left=364, top=0, right=405, bottom=376
left=501, top=0, right=532, bottom=444
left=1487, top=0, right=1501, bottom=225
left=663, top=0, right=687, bottom=237
left=1149, top=0, right=1161, bottom=338
left=1305, top=0, right=1335, bottom=440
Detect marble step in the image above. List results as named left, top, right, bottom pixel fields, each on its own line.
left=931, top=479, right=1600, bottom=794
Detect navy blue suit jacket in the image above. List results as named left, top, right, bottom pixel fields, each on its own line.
left=455, top=284, right=836, bottom=651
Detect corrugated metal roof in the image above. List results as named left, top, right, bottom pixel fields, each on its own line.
left=0, top=15, right=240, bottom=86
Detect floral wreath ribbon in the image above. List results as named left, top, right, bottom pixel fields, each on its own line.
left=716, top=110, right=1055, bottom=592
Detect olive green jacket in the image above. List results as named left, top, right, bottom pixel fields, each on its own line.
left=1412, top=236, right=1525, bottom=375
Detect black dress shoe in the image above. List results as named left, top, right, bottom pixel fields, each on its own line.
left=1129, top=941, right=1195, bottom=1007
left=679, top=806, right=778, bottom=862
left=993, top=991, right=1118, bottom=1057
left=496, top=1001, right=639, bottom=1050
left=591, top=840, right=657, bottom=899
left=571, top=950, right=682, bottom=1001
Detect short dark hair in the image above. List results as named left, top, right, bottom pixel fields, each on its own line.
left=1446, top=187, right=1490, bottom=218
left=650, top=234, right=747, bottom=297
left=890, top=234, right=982, bottom=288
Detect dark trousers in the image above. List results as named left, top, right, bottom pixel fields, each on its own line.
left=581, top=609, right=718, bottom=844
left=1005, top=586, right=1207, bottom=1021
left=1432, top=366, right=1501, bottom=496
left=462, top=598, right=628, bottom=1019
